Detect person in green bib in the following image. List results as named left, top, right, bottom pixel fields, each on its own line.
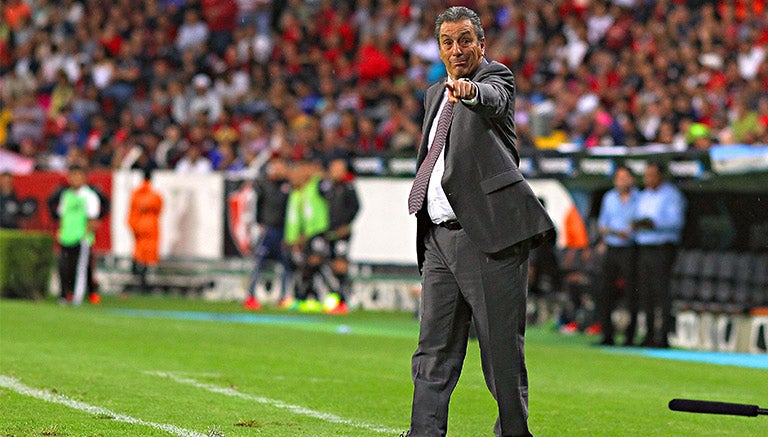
left=49, top=165, right=102, bottom=306
left=284, top=161, right=329, bottom=311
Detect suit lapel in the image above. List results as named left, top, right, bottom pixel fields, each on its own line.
left=417, top=84, right=445, bottom=164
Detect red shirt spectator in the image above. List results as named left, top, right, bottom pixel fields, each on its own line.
left=3, top=0, right=31, bottom=31
left=202, top=0, right=238, bottom=32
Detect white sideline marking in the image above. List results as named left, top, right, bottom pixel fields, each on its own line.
left=0, top=375, right=207, bottom=437
left=149, top=371, right=400, bottom=434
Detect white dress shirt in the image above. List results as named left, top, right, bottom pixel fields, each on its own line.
left=426, top=83, right=478, bottom=224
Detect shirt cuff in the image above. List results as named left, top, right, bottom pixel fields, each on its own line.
left=460, top=80, right=479, bottom=105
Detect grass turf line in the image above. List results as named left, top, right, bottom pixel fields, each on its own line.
left=0, top=375, right=207, bottom=437
left=1, top=295, right=766, bottom=436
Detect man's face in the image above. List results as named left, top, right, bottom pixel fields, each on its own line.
left=67, top=169, right=86, bottom=189
left=613, top=168, right=634, bottom=191
left=438, top=19, right=485, bottom=80
left=0, top=174, right=12, bottom=194
left=643, top=165, right=663, bottom=189
left=329, top=159, right=346, bottom=181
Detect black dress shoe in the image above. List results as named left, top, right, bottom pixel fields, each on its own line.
left=594, top=338, right=614, bottom=346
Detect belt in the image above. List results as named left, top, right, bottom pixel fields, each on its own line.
left=436, top=219, right=462, bottom=230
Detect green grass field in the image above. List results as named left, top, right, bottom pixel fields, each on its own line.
left=1, top=295, right=766, bottom=436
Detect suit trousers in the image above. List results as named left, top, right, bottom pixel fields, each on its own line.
left=597, top=245, right=638, bottom=343
left=636, top=244, right=677, bottom=347
left=409, top=224, right=532, bottom=437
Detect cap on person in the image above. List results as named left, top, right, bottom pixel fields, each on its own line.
left=193, top=74, right=211, bottom=89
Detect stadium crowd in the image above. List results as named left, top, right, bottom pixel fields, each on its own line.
left=2, top=0, right=768, bottom=174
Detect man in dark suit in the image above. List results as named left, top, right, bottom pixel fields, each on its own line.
left=405, top=7, right=554, bottom=437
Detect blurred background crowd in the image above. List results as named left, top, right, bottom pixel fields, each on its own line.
left=2, top=0, right=768, bottom=175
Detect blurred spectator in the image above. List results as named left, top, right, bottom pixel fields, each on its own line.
left=3, top=0, right=32, bottom=32
left=319, top=158, right=360, bottom=314
left=595, top=165, right=639, bottom=347
left=528, top=198, right=562, bottom=325
left=174, top=146, right=213, bottom=173
left=10, top=92, right=46, bottom=146
left=3, top=0, right=768, bottom=172
left=202, top=0, right=238, bottom=54
left=48, top=70, right=75, bottom=120
left=728, top=95, right=763, bottom=144
left=127, top=168, right=163, bottom=292
left=1, top=172, right=26, bottom=229
left=686, top=122, right=714, bottom=150
left=632, top=161, right=686, bottom=349
left=155, top=124, right=188, bottom=169
left=244, top=156, right=292, bottom=310
left=284, top=160, right=329, bottom=310
left=176, top=9, right=209, bottom=53
left=47, top=165, right=102, bottom=306
left=187, top=74, right=224, bottom=125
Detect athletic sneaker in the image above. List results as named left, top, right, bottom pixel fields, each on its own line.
left=559, top=322, right=579, bottom=335
left=327, top=301, right=349, bottom=315
left=89, top=293, right=101, bottom=305
left=278, top=297, right=296, bottom=310
left=584, top=323, right=602, bottom=335
left=243, top=296, right=261, bottom=310
left=298, top=299, right=322, bottom=313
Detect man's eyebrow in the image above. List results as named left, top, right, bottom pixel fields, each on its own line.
left=440, top=30, right=472, bottom=40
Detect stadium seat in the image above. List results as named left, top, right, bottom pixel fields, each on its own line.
left=747, top=315, right=768, bottom=354
left=751, top=254, right=768, bottom=306
left=721, top=253, right=754, bottom=313
left=671, top=249, right=703, bottom=311
left=696, top=251, right=719, bottom=304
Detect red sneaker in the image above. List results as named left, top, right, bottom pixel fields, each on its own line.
left=328, top=301, right=349, bottom=315
left=89, top=294, right=101, bottom=305
left=243, top=296, right=261, bottom=310
left=585, top=323, right=602, bottom=335
left=559, top=322, right=579, bottom=334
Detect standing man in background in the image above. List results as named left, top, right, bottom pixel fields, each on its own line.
left=405, top=7, right=554, bottom=437
left=244, top=156, right=292, bottom=310
left=49, top=165, right=102, bottom=306
left=0, top=172, right=23, bottom=229
left=595, top=165, right=639, bottom=346
left=127, top=168, right=163, bottom=292
left=284, top=160, right=329, bottom=311
left=320, top=158, right=360, bottom=314
left=632, top=161, right=686, bottom=349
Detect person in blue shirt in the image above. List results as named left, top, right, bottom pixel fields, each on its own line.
left=595, top=165, right=639, bottom=346
left=632, top=161, right=686, bottom=348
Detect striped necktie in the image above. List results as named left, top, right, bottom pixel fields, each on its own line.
left=407, top=101, right=454, bottom=214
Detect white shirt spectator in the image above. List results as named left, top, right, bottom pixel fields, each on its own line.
left=587, top=4, right=614, bottom=45
left=737, top=45, right=765, bottom=80
left=409, top=26, right=441, bottom=64
left=175, top=151, right=213, bottom=174
left=215, top=70, right=250, bottom=106
left=187, top=74, right=223, bottom=124
left=176, top=10, right=209, bottom=51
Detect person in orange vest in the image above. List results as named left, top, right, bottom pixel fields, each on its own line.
left=127, top=168, right=163, bottom=292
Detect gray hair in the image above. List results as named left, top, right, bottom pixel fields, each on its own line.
left=434, top=6, right=485, bottom=41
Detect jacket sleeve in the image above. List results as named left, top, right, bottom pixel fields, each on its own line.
left=465, top=62, right=515, bottom=119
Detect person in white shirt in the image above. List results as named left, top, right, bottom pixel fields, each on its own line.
left=174, top=146, right=213, bottom=174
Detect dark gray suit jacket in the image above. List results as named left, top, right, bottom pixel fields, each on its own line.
left=415, top=59, right=554, bottom=271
